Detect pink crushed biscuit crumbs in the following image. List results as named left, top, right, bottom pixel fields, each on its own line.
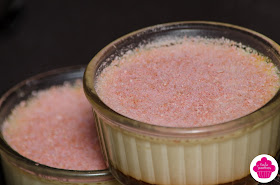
left=96, top=38, right=280, bottom=127
left=2, top=81, right=106, bottom=170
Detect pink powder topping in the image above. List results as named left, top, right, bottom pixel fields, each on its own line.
left=2, top=80, right=106, bottom=170
left=96, top=38, right=280, bottom=127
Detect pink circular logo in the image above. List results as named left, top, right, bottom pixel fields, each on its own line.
left=250, top=154, right=278, bottom=183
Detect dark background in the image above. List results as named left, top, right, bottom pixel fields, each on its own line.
left=1, top=0, right=280, bottom=95
left=1, top=0, right=280, bottom=184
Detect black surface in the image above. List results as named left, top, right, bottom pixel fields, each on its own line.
left=1, top=0, right=280, bottom=184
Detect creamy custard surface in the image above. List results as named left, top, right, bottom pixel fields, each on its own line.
left=96, top=38, right=280, bottom=127
left=2, top=81, right=106, bottom=171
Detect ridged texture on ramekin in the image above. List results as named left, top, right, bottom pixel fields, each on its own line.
left=95, top=112, right=280, bottom=185
left=1, top=158, right=119, bottom=185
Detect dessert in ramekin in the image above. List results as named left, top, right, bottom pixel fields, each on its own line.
left=84, top=22, right=280, bottom=185
left=0, top=66, right=119, bottom=185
